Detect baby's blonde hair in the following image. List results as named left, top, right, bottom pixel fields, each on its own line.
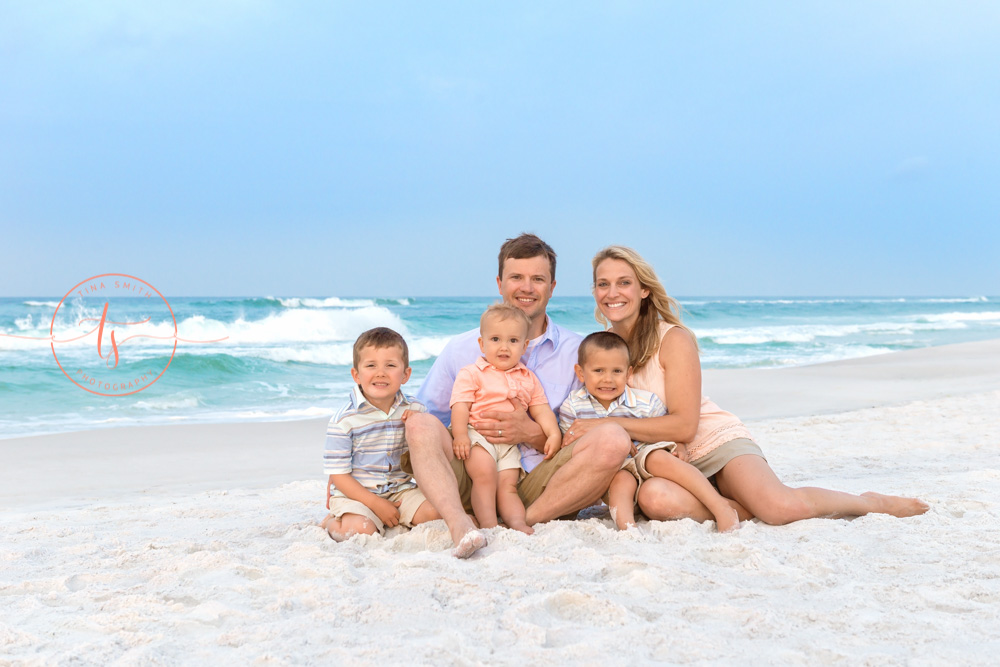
left=480, top=302, right=531, bottom=336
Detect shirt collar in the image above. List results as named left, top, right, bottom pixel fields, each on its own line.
left=475, top=356, right=528, bottom=373
left=531, top=314, right=558, bottom=348
left=587, top=385, right=636, bottom=412
left=350, top=385, right=408, bottom=413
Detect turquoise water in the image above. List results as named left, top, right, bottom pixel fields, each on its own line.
left=1, top=295, right=997, bottom=438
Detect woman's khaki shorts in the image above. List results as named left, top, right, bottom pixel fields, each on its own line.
left=690, top=438, right=766, bottom=479
left=326, top=486, right=428, bottom=534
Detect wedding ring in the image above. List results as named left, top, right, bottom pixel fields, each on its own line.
left=498, top=430, right=502, bottom=437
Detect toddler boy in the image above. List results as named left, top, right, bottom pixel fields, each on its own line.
left=559, top=331, right=739, bottom=532
left=321, top=327, right=441, bottom=540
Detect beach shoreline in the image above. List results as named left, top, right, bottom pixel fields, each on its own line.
left=3, top=337, right=999, bottom=512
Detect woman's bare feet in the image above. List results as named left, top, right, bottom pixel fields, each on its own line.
left=861, top=492, right=929, bottom=518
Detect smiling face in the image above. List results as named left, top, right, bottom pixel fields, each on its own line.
left=350, top=344, right=411, bottom=413
left=478, top=313, right=529, bottom=371
left=593, top=258, right=650, bottom=334
left=497, top=255, right=555, bottom=335
left=574, top=346, right=631, bottom=409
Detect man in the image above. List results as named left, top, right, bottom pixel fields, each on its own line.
left=404, top=233, right=631, bottom=557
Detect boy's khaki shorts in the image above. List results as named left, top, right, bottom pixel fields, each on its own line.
left=326, top=486, right=428, bottom=535
left=607, top=441, right=677, bottom=506
left=466, top=426, right=523, bottom=474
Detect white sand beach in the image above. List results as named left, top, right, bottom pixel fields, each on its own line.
left=3, top=339, right=1000, bottom=664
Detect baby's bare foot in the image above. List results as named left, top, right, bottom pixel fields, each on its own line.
left=507, top=522, right=535, bottom=535
left=862, top=492, right=929, bottom=518
left=452, top=529, right=488, bottom=559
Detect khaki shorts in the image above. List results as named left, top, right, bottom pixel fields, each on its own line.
left=466, top=426, right=523, bottom=473
left=326, top=486, right=428, bottom=535
left=402, top=441, right=578, bottom=518
left=606, top=441, right=677, bottom=505
left=690, top=438, right=766, bottom=479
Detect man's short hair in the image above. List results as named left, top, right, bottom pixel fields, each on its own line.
left=352, top=327, right=409, bottom=369
left=480, top=302, right=531, bottom=335
left=497, top=233, right=557, bottom=281
left=577, top=331, right=630, bottom=367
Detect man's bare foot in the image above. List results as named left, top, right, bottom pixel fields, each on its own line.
left=713, top=506, right=741, bottom=533
left=862, top=492, right=929, bottom=518
left=452, top=529, right=487, bottom=558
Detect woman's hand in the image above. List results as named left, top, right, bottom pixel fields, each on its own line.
left=561, top=417, right=605, bottom=448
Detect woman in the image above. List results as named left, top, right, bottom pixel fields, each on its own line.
left=562, top=245, right=928, bottom=525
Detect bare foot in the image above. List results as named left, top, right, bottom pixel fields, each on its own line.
left=862, top=492, right=929, bottom=518
left=451, top=529, right=488, bottom=559
left=506, top=522, right=535, bottom=535
left=713, top=506, right=741, bottom=533
left=610, top=505, right=636, bottom=531
left=320, top=515, right=348, bottom=542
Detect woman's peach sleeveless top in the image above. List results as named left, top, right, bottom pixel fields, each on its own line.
left=629, top=321, right=754, bottom=462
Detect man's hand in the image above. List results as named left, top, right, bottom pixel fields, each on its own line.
left=671, top=442, right=690, bottom=462
left=453, top=434, right=473, bottom=460
left=561, top=417, right=604, bottom=448
left=472, top=406, right=539, bottom=446
left=372, top=496, right=402, bottom=528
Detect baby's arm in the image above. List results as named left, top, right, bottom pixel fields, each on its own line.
left=329, top=473, right=401, bottom=528
left=451, top=402, right=473, bottom=460
left=528, top=404, right=562, bottom=460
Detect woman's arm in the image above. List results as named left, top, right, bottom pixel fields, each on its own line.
left=563, top=327, right=702, bottom=447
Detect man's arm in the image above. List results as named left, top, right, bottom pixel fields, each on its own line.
left=416, top=330, right=480, bottom=425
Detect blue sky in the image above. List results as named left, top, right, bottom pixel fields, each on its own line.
left=2, top=2, right=998, bottom=297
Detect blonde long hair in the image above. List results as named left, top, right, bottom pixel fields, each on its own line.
left=591, top=246, right=696, bottom=372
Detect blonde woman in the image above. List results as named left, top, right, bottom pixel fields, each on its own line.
left=561, top=245, right=928, bottom=526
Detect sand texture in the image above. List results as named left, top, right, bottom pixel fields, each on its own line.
left=2, top=340, right=999, bottom=664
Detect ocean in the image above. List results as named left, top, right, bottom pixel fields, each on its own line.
left=1, top=295, right=997, bottom=439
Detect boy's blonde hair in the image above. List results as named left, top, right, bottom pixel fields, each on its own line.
left=352, top=327, right=409, bottom=369
left=480, top=302, right=531, bottom=336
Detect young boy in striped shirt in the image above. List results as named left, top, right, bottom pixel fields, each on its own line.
left=559, top=331, right=739, bottom=532
left=321, top=327, right=441, bottom=541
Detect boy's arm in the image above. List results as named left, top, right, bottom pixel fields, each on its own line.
left=528, top=403, right=563, bottom=460
left=450, top=402, right=473, bottom=460
left=329, top=473, right=402, bottom=528
left=557, top=397, right=577, bottom=433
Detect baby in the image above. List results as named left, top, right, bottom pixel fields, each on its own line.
left=450, top=303, right=562, bottom=534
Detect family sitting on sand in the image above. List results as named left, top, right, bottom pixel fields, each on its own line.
left=321, top=234, right=929, bottom=558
